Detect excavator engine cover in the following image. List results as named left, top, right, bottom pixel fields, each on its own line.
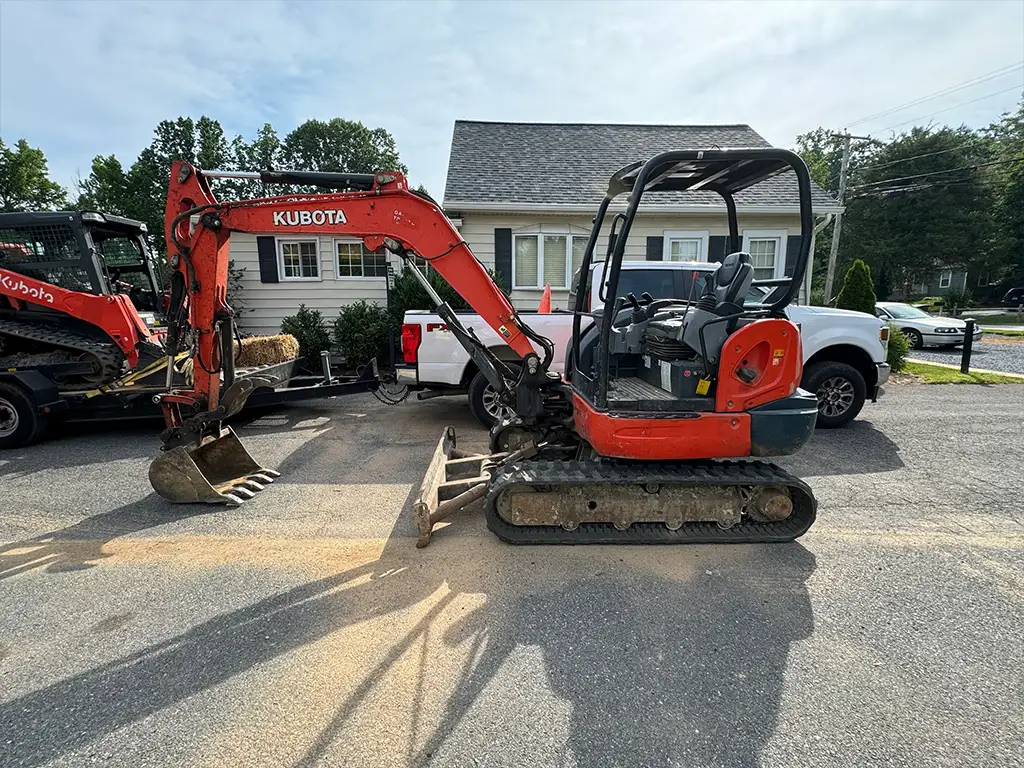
left=148, top=427, right=279, bottom=505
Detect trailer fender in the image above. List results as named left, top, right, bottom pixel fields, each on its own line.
left=0, top=370, right=68, bottom=415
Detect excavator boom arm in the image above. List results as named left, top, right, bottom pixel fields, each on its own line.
left=163, top=162, right=535, bottom=417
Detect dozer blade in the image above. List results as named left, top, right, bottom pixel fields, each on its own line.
left=412, top=426, right=536, bottom=548
left=149, top=426, right=280, bottom=506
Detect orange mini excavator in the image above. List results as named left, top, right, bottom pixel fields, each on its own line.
left=150, top=148, right=819, bottom=546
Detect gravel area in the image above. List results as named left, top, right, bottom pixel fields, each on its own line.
left=911, top=338, right=1024, bottom=374
left=1, top=388, right=1022, bottom=768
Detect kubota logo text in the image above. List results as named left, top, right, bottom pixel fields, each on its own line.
left=0, top=271, right=54, bottom=304
left=273, top=210, right=347, bottom=226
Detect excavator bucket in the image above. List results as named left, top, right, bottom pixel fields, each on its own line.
left=149, top=427, right=280, bottom=506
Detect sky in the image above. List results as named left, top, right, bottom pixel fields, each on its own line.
left=1, top=0, right=1022, bottom=201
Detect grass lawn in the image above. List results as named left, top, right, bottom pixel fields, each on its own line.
left=904, top=362, right=1024, bottom=384
left=984, top=328, right=1024, bottom=338
left=976, top=313, right=1024, bottom=325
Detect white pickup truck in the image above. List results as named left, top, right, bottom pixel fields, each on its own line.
left=398, top=260, right=891, bottom=429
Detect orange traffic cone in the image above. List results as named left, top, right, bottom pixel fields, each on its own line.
left=538, top=284, right=552, bottom=313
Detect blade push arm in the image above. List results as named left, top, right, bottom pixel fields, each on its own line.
left=160, top=162, right=538, bottom=439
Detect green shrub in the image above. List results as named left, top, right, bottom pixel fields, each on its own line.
left=388, top=263, right=508, bottom=327
left=887, top=325, right=911, bottom=374
left=333, top=300, right=396, bottom=367
left=280, top=304, right=332, bottom=363
left=943, top=285, right=973, bottom=316
left=835, top=259, right=877, bottom=315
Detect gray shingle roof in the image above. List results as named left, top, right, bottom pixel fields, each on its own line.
left=443, top=121, right=838, bottom=211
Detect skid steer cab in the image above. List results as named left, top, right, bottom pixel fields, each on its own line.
left=151, top=148, right=819, bottom=550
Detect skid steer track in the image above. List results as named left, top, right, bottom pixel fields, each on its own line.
left=0, top=317, right=124, bottom=384
left=483, top=458, right=816, bottom=545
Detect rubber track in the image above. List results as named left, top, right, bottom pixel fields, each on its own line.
left=483, top=458, right=817, bottom=545
left=0, top=317, right=124, bottom=383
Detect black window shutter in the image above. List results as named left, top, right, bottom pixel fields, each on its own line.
left=708, top=236, right=728, bottom=264
left=646, top=236, right=663, bottom=261
left=257, top=236, right=279, bottom=283
left=494, top=228, right=512, bottom=288
left=785, top=236, right=802, bottom=277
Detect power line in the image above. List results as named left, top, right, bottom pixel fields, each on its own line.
left=823, top=138, right=980, bottom=188
left=869, top=85, right=1023, bottom=137
left=845, top=61, right=1023, bottom=128
left=847, top=157, right=1021, bottom=191
left=857, top=141, right=988, bottom=173
left=823, top=137, right=989, bottom=187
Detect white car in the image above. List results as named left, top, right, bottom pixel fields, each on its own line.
left=875, top=302, right=983, bottom=349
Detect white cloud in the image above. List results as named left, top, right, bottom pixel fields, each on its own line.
left=0, top=0, right=1021, bottom=198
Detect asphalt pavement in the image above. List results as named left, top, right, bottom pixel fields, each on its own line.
left=1, top=387, right=1022, bottom=768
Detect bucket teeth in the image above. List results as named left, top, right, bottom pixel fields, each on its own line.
left=230, top=485, right=258, bottom=499
left=248, top=472, right=278, bottom=485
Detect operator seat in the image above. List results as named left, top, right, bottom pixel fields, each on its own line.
left=681, top=252, right=755, bottom=362
left=712, top=252, right=755, bottom=309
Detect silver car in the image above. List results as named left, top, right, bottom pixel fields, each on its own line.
left=875, top=302, right=983, bottom=349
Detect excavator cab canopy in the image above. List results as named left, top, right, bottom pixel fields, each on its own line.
left=568, top=146, right=815, bottom=410
left=0, top=210, right=162, bottom=312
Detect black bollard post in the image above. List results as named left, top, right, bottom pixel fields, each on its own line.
left=960, top=318, right=976, bottom=374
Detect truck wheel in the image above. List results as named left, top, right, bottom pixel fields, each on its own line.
left=468, top=368, right=517, bottom=428
left=802, top=361, right=866, bottom=429
left=0, top=381, right=46, bottom=449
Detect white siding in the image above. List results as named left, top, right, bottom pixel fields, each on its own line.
left=457, top=212, right=804, bottom=310
left=230, top=232, right=398, bottom=336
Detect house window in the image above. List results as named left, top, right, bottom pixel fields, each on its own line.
left=279, top=239, right=319, bottom=280
left=411, top=256, right=432, bottom=275
left=742, top=229, right=787, bottom=281
left=513, top=233, right=587, bottom=289
left=938, top=269, right=952, bottom=289
left=335, top=240, right=388, bottom=278
left=663, top=230, right=709, bottom=262
left=978, top=272, right=990, bottom=287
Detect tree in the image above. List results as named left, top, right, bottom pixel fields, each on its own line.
left=835, top=259, right=876, bottom=315
left=985, top=99, right=1024, bottom=286
left=0, top=138, right=67, bottom=212
left=794, top=129, right=878, bottom=293
left=839, top=126, right=996, bottom=295
left=283, top=119, right=406, bottom=175
left=75, top=115, right=409, bottom=258
left=874, top=264, right=893, bottom=301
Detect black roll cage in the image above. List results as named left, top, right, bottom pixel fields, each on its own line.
left=567, top=147, right=815, bottom=410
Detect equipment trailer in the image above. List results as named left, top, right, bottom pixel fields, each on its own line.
left=0, top=353, right=379, bottom=450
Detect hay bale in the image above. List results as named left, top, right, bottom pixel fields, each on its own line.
left=234, top=334, right=300, bottom=368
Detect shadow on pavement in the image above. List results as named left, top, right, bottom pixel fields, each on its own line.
left=781, top=419, right=903, bottom=477
left=0, top=496, right=815, bottom=768
left=0, top=496, right=217, bottom=581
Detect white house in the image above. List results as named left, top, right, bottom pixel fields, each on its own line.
left=231, top=120, right=841, bottom=335
left=443, top=121, right=841, bottom=309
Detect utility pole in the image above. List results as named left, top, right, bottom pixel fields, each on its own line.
left=823, top=133, right=871, bottom=303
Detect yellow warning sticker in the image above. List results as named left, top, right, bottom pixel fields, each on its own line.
left=773, top=348, right=785, bottom=357
left=696, top=377, right=711, bottom=395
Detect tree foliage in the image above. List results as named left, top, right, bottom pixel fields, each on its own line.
left=835, top=259, right=877, bottom=315
left=796, top=100, right=1024, bottom=301
left=387, top=263, right=509, bottom=327
left=74, top=116, right=408, bottom=260
left=0, top=138, right=67, bottom=212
